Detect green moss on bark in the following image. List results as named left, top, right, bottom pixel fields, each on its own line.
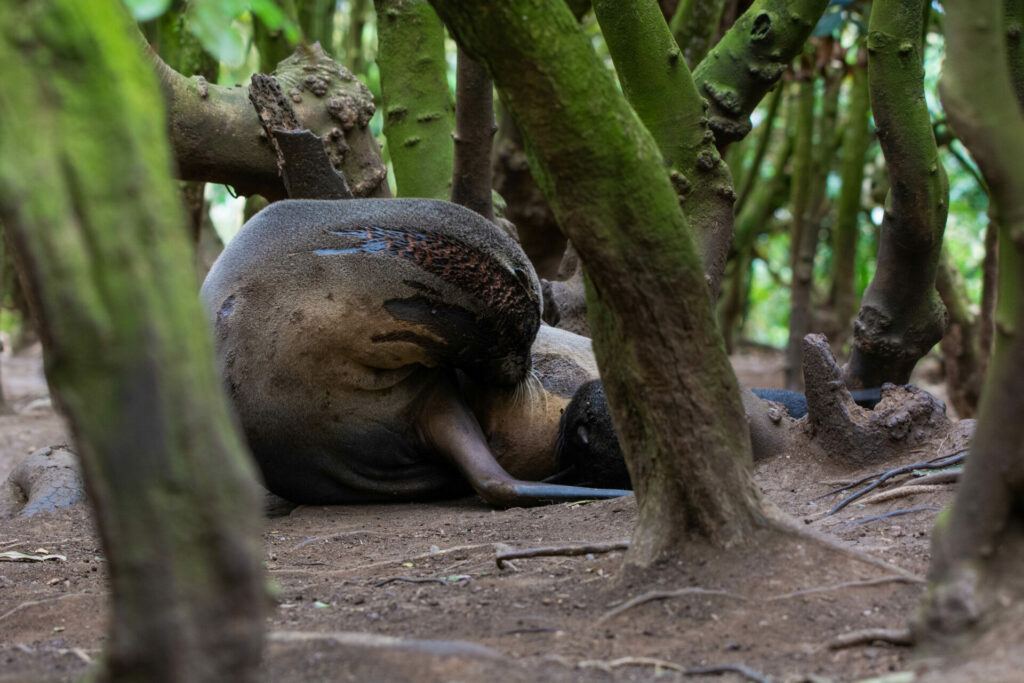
left=593, top=0, right=736, bottom=297
left=0, top=2, right=266, bottom=679
left=431, top=0, right=764, bottom=563
left=670, top=0, right=727, bottom=67
left=375, top=0, right=454, bottom=199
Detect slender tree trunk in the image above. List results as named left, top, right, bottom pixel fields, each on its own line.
left=785, top=70, right=816, bottom=390
left=670, top=0, right=727, bottom=67
left=733, top=83, right=783, bottom=215
left=829, top=53, right=870, bottom=347
left=692, top=0, right=830, bottom=148
left=844, top=0, right=949, bottom=389
left=431, top=0, right=766, bottom=565
left=345, top=0, right=370, bottom=75
left=0, top=2, right=266, bottom=680
left=593, top=0, right=736, bottom=299
left=451, top=48, right=495, bottom=220
left=298, top=0, right=338, bottom=53
left=935, top=248, right=984, bottom=417
left=253, top=0, right=300, bottom=72
left=374, top=0, right=454, bottom=199
left=918, top=0, right=1024, bottom=646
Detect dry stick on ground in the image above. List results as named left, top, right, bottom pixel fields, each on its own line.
left=902, top=469, right=961, bottom=487
left=598, top=588, right=747, bottom=625
left=846, top=506, right=943, bottom=526
left=0, top=593, right=91, bottom=622
left=859, top=485, right=950, bottom=506
left=826, top=627, right=914, bottom=650
left=815, top=447, right=969, bottom=501
left=766, top=575, right=924, bottom=602
left=267, top=630, right=504, bottom=659
left=495, top=541, right=629, bottom=568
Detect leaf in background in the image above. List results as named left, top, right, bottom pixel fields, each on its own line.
left=185, top=0, right=249, bottom=67
left=124, top=0, right=172, bottom=22
left=251, top=0, right=301, bottom=43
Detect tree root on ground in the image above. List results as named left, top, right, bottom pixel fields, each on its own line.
left=825, top=627, right=914, bottom=650
left=495, top=540, right=629, bottom=568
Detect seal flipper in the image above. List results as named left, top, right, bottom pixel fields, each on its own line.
left=417, top=373, right=631, bottom=507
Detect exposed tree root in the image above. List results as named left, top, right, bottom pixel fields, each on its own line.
left=374, top=576, right=449, bottom=587
left=578, top=656, right=770, bottom=682
left=598, top=588, right=747, bottom=625
left=267, top=630, right=505, bottom=659
left=825, top=627, right=914, bottom=650
left=860, top=485, right=950, bottom=506
left=823, top=451, right=966, bottom=515
left=767, top=575, right=923, bottom=601
left=495, top=541, right=629, bottom=568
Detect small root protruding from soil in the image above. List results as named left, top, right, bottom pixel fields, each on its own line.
left=846, top=506, right=942, bottom=526
left=766, top=575, right=923, bottom=601
left=823, top=450, right=966, bottom=515
left=579, top=657, right=770, bottom=682
left=826, top=627, right=914, bottom=650
left=598, top=587, right=747, bottom=625
left=495, top=540, right=629, bottom=568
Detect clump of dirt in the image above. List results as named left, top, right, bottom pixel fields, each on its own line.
left=0, top=346, right=997, bottom=682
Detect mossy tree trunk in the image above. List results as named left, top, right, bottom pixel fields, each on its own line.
left=828, top=52, right=870, bottom=348
left=592, top=0, right=736, bottom=298
left=692, top=0, right=830, bottom=148
left=0, top=2, right=267, bottom=680
left=345, top=0, right=371, bottom=75
left=431, top=0, right=766, bottom=564
left=935, top=247, right=985, bottom=417
left=670, top=0, right=727, bottom=67
left=450, top=48, right=495, bottom=221
left=374, top=0, right=454, bottom=199
left=919, top=0, right=1024, bottom=644
left=844, top=0, right=949, bottom=389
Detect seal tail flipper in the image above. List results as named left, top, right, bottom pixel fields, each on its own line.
left=418, top=373, right=631, bottom=507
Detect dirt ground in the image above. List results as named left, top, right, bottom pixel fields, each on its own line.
left=0, top=345, right=1017, bottom=682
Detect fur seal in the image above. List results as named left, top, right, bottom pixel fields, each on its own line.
left=201, top=198, right=630, bottom=507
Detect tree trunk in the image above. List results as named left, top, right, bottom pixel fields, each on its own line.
left=935, top=248, right=985, bottom=417
left=345, top=0, right=370, bottom=75
left=828, top=53, right=870, bottom=347
left=844, top=0, right=949, bottom=389
left=374, top=0, right=454, bottom=199
left=0, top=2, right=267, bottom=680
left=593, top=0, right=736, bottom=299
left=785, top=70, right=816, bottom=390
left=918, top=0, right=1024, bottom=647
left=431, top=0, right=766, bottom=565
left=451, top=47, right=496, bottom=220
left=692, top=0, right=830, bottom=148
left=298, top=0, right=338, bottom=53
left=670, top=0, right=727, bottom=67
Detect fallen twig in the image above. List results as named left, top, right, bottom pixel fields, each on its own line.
left=815, top=448, right=968, bottom=502
left=846, top=506, right=942, bottom=526
left=598, top=587, right=746, bottom=624
left=826, top=627, right=914, bottom=650
left=496, top=541, right=629, bottom=568
left=905, top=469, right=960, bottom=487
left=374, top=576, right=449, bottom=587
left=860, top=485, right=948, bottom=506
left=578, top=657, right=770, bottom=682
left=767, top=575, right=923, bottom=601
left=268, top=630, right=504, bottom=659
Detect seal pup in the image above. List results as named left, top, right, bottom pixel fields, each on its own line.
left=201, top=198, right=630, bottom=506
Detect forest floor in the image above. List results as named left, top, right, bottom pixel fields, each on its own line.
left=0, top=344, right=1018, bottom=682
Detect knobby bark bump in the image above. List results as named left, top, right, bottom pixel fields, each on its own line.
left=430, top=0, right=765, bottom=564
left=692, top=0, right=830, bottom=148
left=374, top=0, right=454, bottom=199
left=593, top=0, right=736, bottom=298
left=844, top=0, right=949, bottom=389
left=0, top=1, right=267, bottom=680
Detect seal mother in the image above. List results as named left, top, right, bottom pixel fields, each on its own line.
left=201, top=198, right=631, bottom=507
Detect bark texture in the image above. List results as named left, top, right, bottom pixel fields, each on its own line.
left=374, top=0, right=454, bottom=199
left=451, top=48, right=496, bottom=221
left=431, top=0, right=765, bottom=565
left=844, top=0, right=949, bottom=389
left=156, top=43, right=388, bottom=200
left=670, top=0, right=727, bottom=67
left=692, top=0, right=830, bottom=147
left=593, top=0, right=736, bottom=298
left=829, top=55, right=870, bottom=347
left=919, top=0, right=1024, bottom=644
left=0, top=2, right=267, bottom=680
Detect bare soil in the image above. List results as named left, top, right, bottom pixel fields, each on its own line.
left=0, top=346, right=1016, bottom=682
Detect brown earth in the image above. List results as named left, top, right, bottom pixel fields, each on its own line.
left=0, top=345, right=1017, bottom=682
